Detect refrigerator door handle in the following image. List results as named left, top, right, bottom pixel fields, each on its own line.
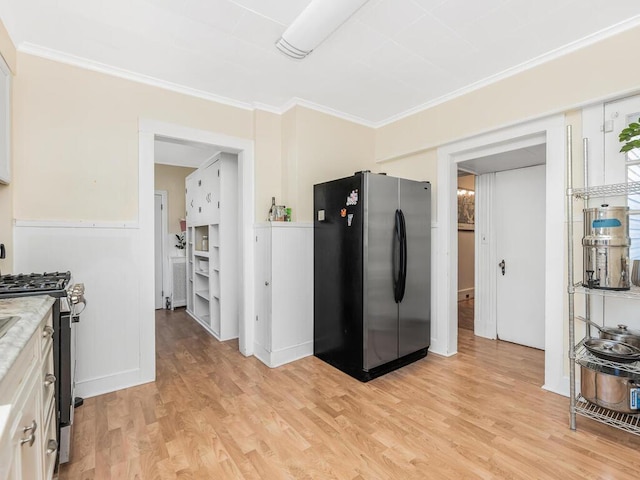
left=398, top=209, right=408, bottom=302
left=393, top=209, right=402, bottom=303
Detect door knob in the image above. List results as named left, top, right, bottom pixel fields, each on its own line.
left=44, top=373, right=56, bottom=387
left=499, top=259, right=506, bottom=276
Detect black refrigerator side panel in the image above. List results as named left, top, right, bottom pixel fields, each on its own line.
left=314, top=175, right=364, bottom=374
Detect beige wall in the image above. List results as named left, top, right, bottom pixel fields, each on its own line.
left=280, top=107, right=297, bottom=216
left=0, top=18, right=15, bottom=274
left=379, top=149, right=438, bottom=220
left=457, top=175, right=475, bottom=296
left=154, top=164, right=194, bottom=234
left=12, top=53, right=254, bottom=223
left=292, top=106, right=376, bottom=222
left=4, top=23, right=640, bottom=273
left=254, top=109, right=282, bottom=222
left=376, top=25, right=640, bottom=163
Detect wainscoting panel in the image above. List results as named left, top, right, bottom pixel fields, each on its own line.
left=14, top=222, right=154, bottom=398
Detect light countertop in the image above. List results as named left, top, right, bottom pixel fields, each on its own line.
left=0, top=296, right=56, bottom=384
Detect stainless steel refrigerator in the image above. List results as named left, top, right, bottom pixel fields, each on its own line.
left=313, top=171, right=431, bottom=381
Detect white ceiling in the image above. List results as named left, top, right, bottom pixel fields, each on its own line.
left=2, top=0, right=640, bottom=126
left=154, top=136, right=220, bottom=168
left=459, top=143, right=546, bottom=175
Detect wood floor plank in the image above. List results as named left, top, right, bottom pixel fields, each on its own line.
left=59, top=307, right=640, bottom=480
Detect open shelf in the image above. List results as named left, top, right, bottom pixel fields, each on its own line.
left=569, top=180, right=640, bottom=199
left=575, top=395, right=640, bottom=436
left=574, top=338, right=640, bottom=375
left=194, top=250, right=210, bottom=258
left=195, top=290, right=209, bottom=301
left=573, top=283, right=640, bottom=300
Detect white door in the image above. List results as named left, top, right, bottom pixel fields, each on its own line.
left=254, top=227, right=272, bottom=352
left=495, top=165, right=546, bottom=349
left=154, top=194, right=163, bottom=310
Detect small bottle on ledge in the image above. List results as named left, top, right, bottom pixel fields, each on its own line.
left=268, top=197, right=276, bottom=221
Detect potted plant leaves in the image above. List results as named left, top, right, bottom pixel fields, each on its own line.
left=619, top=117, right=640, bottom=153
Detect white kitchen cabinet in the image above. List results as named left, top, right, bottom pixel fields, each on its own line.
left=0, top=307, right=56, bottom=480
left=185, top=174, right=196, bottom=225
left=185, top=153, right=238, bottom=341
left=185, top=153, right=233, bottom=226
left=254, top=222, right=314, bottom=367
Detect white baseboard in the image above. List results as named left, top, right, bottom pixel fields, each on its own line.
left=457, top=288, right=475, bottom=301
left=429, top=339, right=457, bottom=357
left=254, top=341, right=313, bottom=368
left=542, top=375, right=570, bottom=398
left=75, top=368, right=154, bottom=399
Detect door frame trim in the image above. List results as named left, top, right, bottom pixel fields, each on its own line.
left=437, top=114, right=567, bottom=396
left=154, top=190, right=168, bottom=309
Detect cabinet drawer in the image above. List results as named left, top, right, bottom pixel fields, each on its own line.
left=40, top=310, right=54, bottom=356
left=0, top=333, right=38, bottom=406
left=43, top=401, right=57, bottom=480
left=42, top=343, right=56, bottom=413
left=10, top=374, right=42, bottom=480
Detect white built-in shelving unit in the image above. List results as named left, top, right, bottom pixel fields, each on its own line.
left=185, top=152, right=238, bottom=341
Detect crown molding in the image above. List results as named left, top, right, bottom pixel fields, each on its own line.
left=17, top=15, right=640, bottom=131
left=279, top=97, right=377, bottom=128
left=375, top=16, right=640, bottom=128
left=18, top=43, right=255, bottom=112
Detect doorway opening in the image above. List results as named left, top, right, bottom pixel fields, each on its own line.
left=139, top=120, right=255, bottom=385
left=437, top=114, right=567, bottom=395
left=457, top=149, right=546, bottom=352
left=154, top=190, right=168, bottom=310
left=153, top=137, right=216, bottom=313
left=457, top=171, right=476, bottom=334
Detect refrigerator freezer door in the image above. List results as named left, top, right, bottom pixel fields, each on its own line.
left=363, top=173, right=399, bottom=370
left=314, top=175, right=364, bottom=372
left=398, top=180, right=431, bottom=357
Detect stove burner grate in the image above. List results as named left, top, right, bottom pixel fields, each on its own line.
left=0, top=271, right=71, bottom=294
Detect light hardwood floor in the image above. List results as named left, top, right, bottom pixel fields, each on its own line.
left=59, top=309, right=640, bottom=479
left=458, top=299, right=474, bottom=331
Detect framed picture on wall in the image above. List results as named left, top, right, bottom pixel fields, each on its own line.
left=457, top=189, right=475, bottom=231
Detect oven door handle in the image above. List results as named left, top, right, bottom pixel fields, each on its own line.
left=72, top=299, right=86, bottom=320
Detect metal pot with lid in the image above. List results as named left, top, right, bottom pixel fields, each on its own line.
left=580, top=362, right=640, bottom=413
left=583, top=338, right=640, bottom=363
left=583, top=204, right=630, bottom=290
left=584, top=318, right=640, bottom=349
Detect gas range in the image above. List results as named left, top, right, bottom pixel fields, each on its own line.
left=0, top=271, right=85, bottom=310
left=0, top=270, right=86, bottom=465
left=0, top=271, right=71, bottom=297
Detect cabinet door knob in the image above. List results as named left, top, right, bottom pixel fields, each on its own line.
left=20, top=420, right=37, bottom=447
left=42, top=325, right=54, bottom=338
left=23, top=420, right=37, bottom=434
left=46, top=439, right=58, bottom=455
left=20, top=433, right=35, bottom=447
left=265, top=281, right=270, bottom=286
left=44, top=373, right=56, bottom=387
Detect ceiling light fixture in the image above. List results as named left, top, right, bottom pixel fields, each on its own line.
left=275, top=0, right=370, bottom=60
